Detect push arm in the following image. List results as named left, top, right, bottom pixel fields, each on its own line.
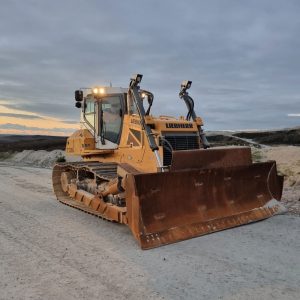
left=179, top=81, right=210, bottom=149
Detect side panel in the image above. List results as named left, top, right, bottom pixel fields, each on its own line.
left=66, top=129, right=95, bottom=155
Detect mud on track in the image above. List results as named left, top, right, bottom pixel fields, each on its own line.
left=0, top=164, right=299, bottom=300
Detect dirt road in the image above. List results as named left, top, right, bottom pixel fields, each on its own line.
left=0, top=164, right=299, bottom=300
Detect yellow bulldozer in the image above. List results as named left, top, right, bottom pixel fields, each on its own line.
left=53, top=74, right=285, bottom=249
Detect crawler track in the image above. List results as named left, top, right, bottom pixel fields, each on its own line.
left=52, top=162, right=127, bottom=223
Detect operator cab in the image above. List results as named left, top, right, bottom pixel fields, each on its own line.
left=80, top=87, right=127, bottom=149
left=75, top=85, right=153, bottom=150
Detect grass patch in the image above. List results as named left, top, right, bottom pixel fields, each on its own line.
left=0, top=151, right=13, bottom=160
left=251, top=149, right=263, bottom=162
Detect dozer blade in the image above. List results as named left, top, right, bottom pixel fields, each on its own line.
left=125, top=148, right=284, bottom=249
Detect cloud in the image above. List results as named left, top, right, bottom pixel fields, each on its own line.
left=0, top=0, right=300, bottom=130
left=1, top=102, right=79, bottom=119
left=288, top=114, right=300, bottom=117
left=0, top=112, right=44, bottom=119
left=0, top=80, right=24, bottom=87
left=61, top=120, right=79, bottom=124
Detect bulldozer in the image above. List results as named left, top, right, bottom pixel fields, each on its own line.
left=52, top=74, right=285, bottom=249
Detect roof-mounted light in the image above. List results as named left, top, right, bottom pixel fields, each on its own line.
left=92, top=87, right=105, bottom=95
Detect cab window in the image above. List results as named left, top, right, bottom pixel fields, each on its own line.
left=85, top=99, right=95, bottom=128
left=128, top=94, right=139, bottom=115
left=102, top=96, right=122, bottom=143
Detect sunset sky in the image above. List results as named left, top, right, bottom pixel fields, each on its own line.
left=0, top=0, right=300, bottom=135
left=0, top=100, right=78, bottom=136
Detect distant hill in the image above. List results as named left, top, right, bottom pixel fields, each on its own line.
left=233, top=128, right=300, bottom=146
left=206, top=134, right=253, bottom=147
left=0, top=135, right=67, bottom=152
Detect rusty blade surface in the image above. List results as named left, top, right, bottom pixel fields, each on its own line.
left=125, top=161, right=284, bottom=249
left=170, top=147, right=252, bottom=171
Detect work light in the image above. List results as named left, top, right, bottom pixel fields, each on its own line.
left=181, top=80, right=192, bottom=90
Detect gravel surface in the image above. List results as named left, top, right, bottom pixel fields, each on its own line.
left=0, top=164, right=299, bottom=300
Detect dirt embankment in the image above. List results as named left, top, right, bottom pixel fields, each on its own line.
left=2, top=150, right=81, bottom=168
left=0, top=135, right=80, bottom=168
left=254, top=146, right=300, bottom=215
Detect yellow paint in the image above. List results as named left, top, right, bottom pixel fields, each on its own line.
left=67, top=114, right=202, bottom=173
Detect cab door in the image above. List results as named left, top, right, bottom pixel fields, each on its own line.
left=96, top=94, right=124, bottom=149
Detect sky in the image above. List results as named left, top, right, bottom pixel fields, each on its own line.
left=0, top=0, right=300, bottom=135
